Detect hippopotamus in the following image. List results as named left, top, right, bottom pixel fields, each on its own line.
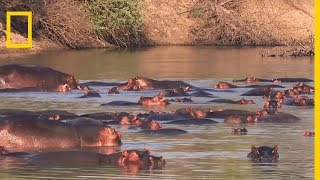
left=138, top=96, right=170, bottom=106
left=247, top=146, right=279, bottom=163
left=0, top=118, right=122, bottom=150
left=264, top=99, right=282, bottom=109
left=175, top=108, right=207, bottom=119
left=28, top=149, right=165, bottom=169
left=108, top=87, right=120, bottom=94
left=157, top=87, right=190, bottom=97
left=271, top=78, right=313, bottom=83
left=304, top=131, right=315, bottom=137
left=79, top=90, right=101, bottom=98
left=138, top=128, right=188, bottom=135
left=241, top=87, right=274, bottom=96
left=257, top=112, right=301, bottom=123
left=189, top=89, right=217, bottom=98
left=78, top=81, right=122, bottom=87
left=137, top=120, right=162, bottom=130
left=80, top=112, right=116, bottom=120
left=224, top=115, right=257, bottom=125
left=117, top=76, right=193, bottom=91
left=0, top=109, right=79, bottom=121
left=0, top=64, right=79, bottom=92
left=279, top=96, right=314, bottom=106
left=209, top=98, right=255, bottom=105
left=214, top=82, right=238, bottom=89
left=0, top=147, right=165, bottom=170
left=233, top=77, right=271, bottom=83
left=213, top=82, right=284, bottom=89
left=293, top=82, right=314, bottom=94
left=165, top=118, right=218, bottom=125
left=168, top=97, right=193, bottom=103
left=224, top=110, right=300, bottom=124
left=101, top=101, right=139, bottom=106
left=231, top=128, right=248, bottom=135
left=0, top=146, right=30, bottom=156
left=206, top=109, right=255, bottom=119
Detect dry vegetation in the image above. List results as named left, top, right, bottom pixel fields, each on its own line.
left=0, top=0, right=315, bottom=53
left=0, top=0, right=101, bottom=49
left=189, top=0, right=314, bottom=46
left=143, top=0, right=314, bottom=48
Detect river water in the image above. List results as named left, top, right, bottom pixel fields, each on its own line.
left=0, top=46, right=314, bottom=179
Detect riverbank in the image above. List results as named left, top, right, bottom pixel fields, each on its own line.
left=0, top=0, right=314, bottom=58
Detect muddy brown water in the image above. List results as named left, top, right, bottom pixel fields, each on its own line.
left=0, top=46, right=314, bottom=179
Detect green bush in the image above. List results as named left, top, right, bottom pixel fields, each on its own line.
left=82, top=0, right=146, bottom=47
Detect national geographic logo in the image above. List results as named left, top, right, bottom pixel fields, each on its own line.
left=5, top=11, right=32, bottom=49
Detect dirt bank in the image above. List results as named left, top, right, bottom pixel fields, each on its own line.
left=143, top=0, right=314, bottom=46
left=0, top=0, right=314, bottom=58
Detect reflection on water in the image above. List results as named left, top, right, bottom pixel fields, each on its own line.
left=0, top=46, right=314, bottom=179
left=0, top=46, right=314, bottom=80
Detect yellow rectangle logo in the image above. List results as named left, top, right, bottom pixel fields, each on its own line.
left=6, top=11, right=32, bottom=49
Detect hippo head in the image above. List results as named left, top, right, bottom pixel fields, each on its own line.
left=246, top=115, right=258, bottom=123
left=245, top=77, right=258, bottom=83
left=108, top=87, right=120, bottom=94
left=272, top=78, right=281, bottom=83
left=190, top=108, right=207, bottom=119
left=118, top=78, right=141, bottom=91
left=57, top=84, right=72, bottom=92
left=247, top=145, right=279, bottom=163
left=213, top=81, right=235, bottom=89
left=0, top=146, right=9, bottom=156
left=131, top=118, right=143, bottom=126
left=287, top=89, right=300, bottom=96
left=142, top=120, right=162, bottom=130
left=120, top=149, right=165, bottom=169
left=119, top=116, right=131, bottom=125
left=65, top=75, right=78, bottom=89
left=238, top=98, right=255, bottom=104
left=264, top=99, right=282, bottom=109
left=304, top=131, right=315, bottom=137
left=139, top=96, right=170, bottom=106
left=256, top=109, right=268, bottom=117
left=99, top=127, right=122, bottom=146
left=275, top=91, right=285, bottom=99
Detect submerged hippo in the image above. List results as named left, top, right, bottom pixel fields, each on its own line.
left=28, top=149, right=165, bottom=169
left=0, top=147, right=165, bottom=170
left=79, top=90, right=101, bottom=98
left=209, top=98, right=255, bottom=105
left=0, top=64, right=79, bottom=92
left=157, top=87, right=190, bottom=97
left=137, top=120, right=163, bottom=130
left=138, top=128, right=188, bottom=135
left=138, top=96, right=170, bottom=106
left=213, top=82, right=284, bottom=89
left=247, top=145, right=279, bottom=163
left=272, top=78, right=313, bottom=83
left=117, top=76, right=193, bottom=91
left=0, top=118, right=122, bottom=150
left=233, top=77, right=271, bottom=83
left=231, top=128, right=248, bottom=135
left=241, top=87, right=274, bottom=96
left=304, top=131, right=315, bottom=137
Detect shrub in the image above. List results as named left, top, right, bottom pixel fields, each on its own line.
left=0, top=0, right=98, bottom=48
left=82, top=0, right=147, bottom=47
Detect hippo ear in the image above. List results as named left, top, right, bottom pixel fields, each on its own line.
left=122, top=150, right=128, bottom=157
left=143, top=148, right=151, bottom=155
left=272, top=145, right=278, bottom=153
left=149, top=157, right=155, bottom=164
left=251, top=146, right=258, bottom=152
